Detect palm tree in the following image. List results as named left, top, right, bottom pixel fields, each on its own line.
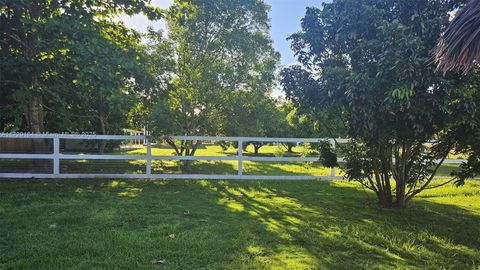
left=434, top=0, right=480, bottom=73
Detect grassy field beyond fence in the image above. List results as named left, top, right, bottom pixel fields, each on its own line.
left=0, top=143, right=462, bottom=177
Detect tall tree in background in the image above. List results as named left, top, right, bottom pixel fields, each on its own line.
left=127, top=28, right=174, bottom=132
left=284, top=0, right=472, bottom=208
left=277, top=102, right=342, bottom=153
left=149, top=0, right=279, bottom=156
left=0, top=0, right=160, bottom=133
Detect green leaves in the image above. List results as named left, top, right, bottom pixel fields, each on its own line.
left=149, top=0, right=279, bottom=138
left=0, top=0, right=158, bottom=133
left=283, top=0, right=475, bottom=207
left=391, top=85, right=415, bottom=100
left=318, top=141, right=338, bottom=168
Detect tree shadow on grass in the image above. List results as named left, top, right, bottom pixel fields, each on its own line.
left=1, top=179, right=479, bottom=269
left=150, top=160, right=238, bottom=174
left=203, top=180, right=480, bottom=269
left=150, top=159, right=330, bottom=176
left=243, top=161, right=330, bottom=176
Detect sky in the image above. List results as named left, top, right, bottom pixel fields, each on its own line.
left=118, top=0, right=327, bottom=66
left=265, top=0, right=325, bottom=65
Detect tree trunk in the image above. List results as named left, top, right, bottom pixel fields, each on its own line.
left=377, top=189, right=393, bottom=208
left=24, top=0, right=44, bottom=134
left=384, top=174, right=393, bottom=203
left=25, top=95, right=44, bottom=134
left=99, top=117, right=108, bottom=153
left=395, top=181, right=407, bottom=208
left=375, top=171, right=393, bottom=207
left=180, top=140, right=201, bottom=173
left=253, top=142, right=262, bottom=155
left=287, top=144, right=294, bottom=153
left=24, top=77, right=46, bottom=171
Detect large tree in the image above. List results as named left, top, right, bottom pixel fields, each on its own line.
left=148, top=0, right=279, bottom=156
left=0, top=0, right=160, bottom=134
left=284, top=0, right=474, bottom=208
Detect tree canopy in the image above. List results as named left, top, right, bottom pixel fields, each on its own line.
left=283, top=0, right=477, bottom=208
left=0, top=0, right=160, bottom=134
left=147, top=0, right=280, bottom=155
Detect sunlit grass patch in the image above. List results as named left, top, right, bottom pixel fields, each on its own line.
left=1, top=179, right=479, bottom=269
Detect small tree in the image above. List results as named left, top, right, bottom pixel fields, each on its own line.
left=278, top=101, right=346, bottom=152
left=283, top=0, right=472, bottom=208
left=278, top=102, right=312, bottom=152
left=223, top=91, right=282, bottom=155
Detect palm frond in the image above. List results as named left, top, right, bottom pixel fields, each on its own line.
left=434, top=0, right=480, bottom=74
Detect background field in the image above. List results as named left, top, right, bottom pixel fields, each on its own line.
left=1, top=179, right=479, bottom=269
left=0, top=143, right=462, bottom=178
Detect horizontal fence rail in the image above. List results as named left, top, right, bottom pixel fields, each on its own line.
left=0, top=133, right=469, bottom=180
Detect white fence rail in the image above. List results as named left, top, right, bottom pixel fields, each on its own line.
left=0, top=133, right=467, bottom=180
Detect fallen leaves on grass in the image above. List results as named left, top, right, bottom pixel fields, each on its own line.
left=151, top=259, right=167, bottom=265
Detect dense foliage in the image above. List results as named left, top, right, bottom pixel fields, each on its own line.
left=447, top=71, right=480, bottom=183
left=0, top=0, right=320, bottom=157
left=147, top=0, right=280, bottom=155
left=282, top=0, right=479, bottom=207
left=0, top=0, right=160, bottom=134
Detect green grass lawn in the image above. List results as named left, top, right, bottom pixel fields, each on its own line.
left=1, top=179, right=480, bottom=269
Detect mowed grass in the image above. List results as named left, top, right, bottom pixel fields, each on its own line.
left=126, top=144, right=334, bottom=176
left=1, top=179, right=480, bottom=269
left=0, top=144, right=334, bottom=176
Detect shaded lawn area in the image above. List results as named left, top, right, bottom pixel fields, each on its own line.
left=1, top=179, right=480, bottom=269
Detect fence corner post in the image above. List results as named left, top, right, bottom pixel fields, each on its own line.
left=238, top=140, right=243, bottom=179
left=146, top=137, right=152, bottom=178
left=53, top=137, right=60, bottom=175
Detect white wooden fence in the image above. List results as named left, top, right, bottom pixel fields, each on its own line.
left=0, top=133, right=468, bottom=180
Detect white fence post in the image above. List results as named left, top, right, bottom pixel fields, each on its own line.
left=143, top=127, right=147, bottom=145
left=53, top=137, right=60, bottom=175
left=330, top=139, right=335, bottom=178
left=146, top=137, right=152, bottom=177
left=238, top=140, right=243, bottom=179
